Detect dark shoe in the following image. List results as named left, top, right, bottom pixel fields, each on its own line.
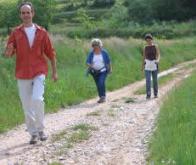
left=30, top=135, right=38, bottom=144
left=146, top=95, right=151, bottom=100
left=39, top=131, right=48, bottom=141
left=154, top=95, right=158, bottom=98
left=97, top=97, right=106, bottom=103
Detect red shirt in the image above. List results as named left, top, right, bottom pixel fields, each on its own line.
left=7, top=24, right=56, bottom=79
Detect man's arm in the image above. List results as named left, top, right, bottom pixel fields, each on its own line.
left=141, top=47, right=145, bottom=71
left=43, top=31, right=58, bottom=81
left=4, top=32, right=16, bottom=57
left=4, top=43, right=14, bottom=57
left=50, top=57, right=58, bottom=82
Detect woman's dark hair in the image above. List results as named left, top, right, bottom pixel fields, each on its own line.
left=144, top=33, right=153, bottom=40
left=18, top=1, right=34, bottom=12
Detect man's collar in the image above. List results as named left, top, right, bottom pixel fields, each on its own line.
left=18, top=23, right=41, bottom=30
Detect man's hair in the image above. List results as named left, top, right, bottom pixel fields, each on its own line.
left=18, top=1, right=34, bottom=12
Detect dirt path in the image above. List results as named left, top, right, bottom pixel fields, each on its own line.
left=0, top=60, right=196, bottom=165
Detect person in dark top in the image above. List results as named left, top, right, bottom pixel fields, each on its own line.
left=142, top=34, right=160, bottom=99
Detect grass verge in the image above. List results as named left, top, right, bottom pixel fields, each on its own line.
left=51, top=123, right=98, bottom=155
left=147, top=71, right=196, bottom=164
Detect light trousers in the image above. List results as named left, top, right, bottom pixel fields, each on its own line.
left=17, top=74, right=45, bottom=136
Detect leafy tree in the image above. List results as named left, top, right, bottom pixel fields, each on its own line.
left=124, top=0, right=153, bottom=23
left=68, top=0, right=82, bottom=9
left=150, top=0, right=196, bottom=21
left=74, top=8, right=95, bottom=29
left=92, top=0, right=115, bottom=8
left=0, top=1, right=19, bottom=34
left=105, top=0, right=128, bottom=28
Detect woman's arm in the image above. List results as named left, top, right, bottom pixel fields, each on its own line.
left=141, top=47, right=145, bottom=71
left=155, top=45, right=160, bottom=63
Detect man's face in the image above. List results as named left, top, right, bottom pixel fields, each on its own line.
left=20, top=5, right=34, bottom=24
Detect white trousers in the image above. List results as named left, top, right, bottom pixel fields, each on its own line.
left=17, top=74, right=45, bottom=136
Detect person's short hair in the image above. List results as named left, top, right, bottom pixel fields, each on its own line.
left=18, top=1, right=34, bottom=12
left=91, top=38, right=103, bottom=48
left=144, top=33, right=153, bottom=40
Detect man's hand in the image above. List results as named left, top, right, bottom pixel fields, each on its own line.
left=50, top=57, right=58, bottom=82
left=4, top=43, right=14, bottom=57
left=52, top=72, right=58, bottom=82
left=155, top=60, right=159, bottom=64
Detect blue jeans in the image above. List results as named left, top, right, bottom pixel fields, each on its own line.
left=92, top=71, right=107, bottom=98
left=145, top=70, right=158, bottom=97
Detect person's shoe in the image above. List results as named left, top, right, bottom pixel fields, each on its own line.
left=39, top=131, right=48, bottom=141
left=97, top=97, right=106, bottom=103
left=146, top=95, right=151, bottom=100
left=154, top=95, right=158, bottom=98
left=29, top=135, right=38, bottom=144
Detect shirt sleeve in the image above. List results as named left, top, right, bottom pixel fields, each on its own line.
left=86, top=51, right=92, bottom=65
left=43, top=31, right=56, bottom=60
left=103, top=50, right=111, bottom=64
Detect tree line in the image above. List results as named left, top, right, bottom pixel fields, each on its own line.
left=124, top=0, right=196, bottom=23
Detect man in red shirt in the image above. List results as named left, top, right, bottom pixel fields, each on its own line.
left=4, top=2, right=58, bottom=144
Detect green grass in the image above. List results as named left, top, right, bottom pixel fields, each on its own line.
left=147, top=72, right=196, bottom=165
left=87, top=111, right=101, bottom=116
left=107, top=109, right=116, bottom=117
left=134, top=73, right=175, bottom=95
left=0, top=36, right=196, bottom=133
left=51, top=123, right=97, bottom=155
left=72, top=123, right=97, bottom=132
left=124, top=97, right=136, bottom=103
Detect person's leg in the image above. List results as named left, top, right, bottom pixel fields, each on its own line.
left=18, top=79, right=37, bottom=135
left=145, top=70, right=151, bottom=98
left=152, top=70, right=158, bottom=97
left=32, top=74, right=46, bottom=140
left=97, top=72, right=107, bottom=102
left=18, top=79, right=38, bottom=144
left=92, top=74, right=101, bottom=97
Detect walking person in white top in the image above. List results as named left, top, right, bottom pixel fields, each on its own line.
left=86, top=38, right=112, bottom=103
left=142, top=34, right=160, bottom=99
